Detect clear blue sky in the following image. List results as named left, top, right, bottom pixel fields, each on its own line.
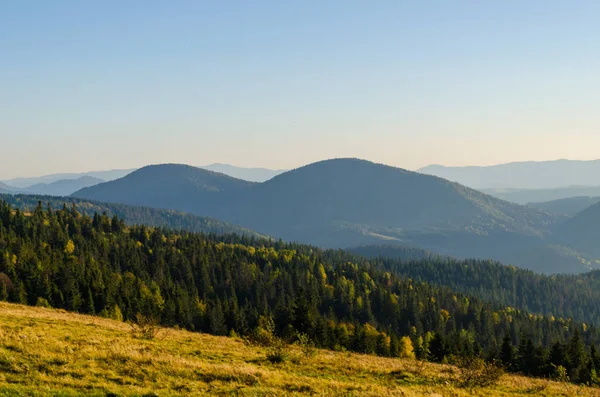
left=2, top=1, right=599, bottom=179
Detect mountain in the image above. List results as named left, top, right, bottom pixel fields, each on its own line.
left=21, top=176, right=104, bottom=196
left=419, top=159, right=600, bottom=189
left=482, top=185, right=600, bottom=204
left=72, top=158, right=594, bottom=273
left=1, top=194, right=267, bottom=239
left=200, top=163, right=286, bottom=182
left=73, top=164, right=256, bottom=214
left=528, top=196, right=600, bottom=217
left=553, top=201, right=600, bottom=258
left=220, top=158, right=553, bottom=241
left=4, top=168, right=134, bottom=189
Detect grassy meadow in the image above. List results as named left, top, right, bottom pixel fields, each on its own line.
left=0, top=302, right=597, bottom=396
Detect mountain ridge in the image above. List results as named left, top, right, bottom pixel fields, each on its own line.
left=74, top=163, right=256, bottom=214
left=71, top=158, right=595, bottom=273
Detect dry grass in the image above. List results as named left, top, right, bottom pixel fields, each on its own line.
left=0, top=302, right=598, bottom=396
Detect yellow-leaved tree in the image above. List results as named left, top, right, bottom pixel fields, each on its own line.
left=399, top=336, right=416, bottom=359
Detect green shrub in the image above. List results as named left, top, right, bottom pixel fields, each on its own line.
left=295, top=332, right=316, bottom=359
left=266, top=339, right=291, bottom=364
left=35, top=297, right=51, bottom=308
left=457, top=357, right=504, bottom=389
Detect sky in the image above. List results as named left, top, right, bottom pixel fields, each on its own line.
left=1, top=1, right=599, bottom=179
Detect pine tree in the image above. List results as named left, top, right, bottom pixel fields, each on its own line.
left=428, top=333, right=446, bottom=363
left=500, top=334, right=514, bottom=370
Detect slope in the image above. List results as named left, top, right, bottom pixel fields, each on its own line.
left=73, top=163, right=256, bottom=214
left=22, top=176, right=104, bottom=196
left=1, top=302, right=589, bottom=397
left=553, top=201, right=600, bottom=258
left=419, top=159, right=600, bottom=189
left=528, top=196, right=600, bottom=217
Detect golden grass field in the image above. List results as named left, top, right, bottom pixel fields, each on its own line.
left=0, top=302, right=598, bottom=396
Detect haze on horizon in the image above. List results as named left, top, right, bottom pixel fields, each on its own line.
left=2, top=1, right=599, bottom=180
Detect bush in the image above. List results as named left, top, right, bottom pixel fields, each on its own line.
left=457, top=357, right=504, bottom=389
left=552, top=364, right=570, bottom=383
left=266, top=339, right=291, bottom=364
left=35, top=297, right=51, bottom=308
left=295, top=332, right=316, bottom=359
left=129, top=313, right=161, bottom=340
left=245, top=316, right=277, bottom=347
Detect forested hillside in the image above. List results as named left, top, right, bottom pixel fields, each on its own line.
left=1, top=200, right=600, bottom=383
left=0, top=194, right=267, bottom=239
left=358, top=248, right=600, bottom=326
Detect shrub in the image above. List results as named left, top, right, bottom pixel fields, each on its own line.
left=295, top=332, right=316, bottom=359
left=129, top=313, right=161, bottom=340
left=245, top=316, right=277, bottom=347
left=552, top=364, right=570, bottom=383
left=35, top=297, right=51, bottom=308
left=266, top=339, right=291, bottom=364
left=457, top=357, right=504, bottom=389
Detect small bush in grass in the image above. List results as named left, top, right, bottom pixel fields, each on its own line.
left=35, top=297, right=51, bottom=308
left=245, top=316, right=277, bottom=347
left=129, top=313, right=161, bottom=340
left=552, top=364, right=570, bottom=383
left=295, top=332, right=316, bottom=359
left=266, top=339, right=291, bottom=364
left=457, top=357, right=503, bottom=389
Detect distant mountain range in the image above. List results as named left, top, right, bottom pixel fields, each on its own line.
left=20, top=176, right=105, bottom=196
left=0, top=176, right=106, bottom=197
left=1, top=164, right=283, bottom=194
left=73, top=158, right=599, bottom=273
left=200, top=163, right=285, bottom=182
left=419, top=159, right=600, bottom=190
left=482, top=185, right=600, bottom=204
left=3, top=169, right=135, bottom=189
